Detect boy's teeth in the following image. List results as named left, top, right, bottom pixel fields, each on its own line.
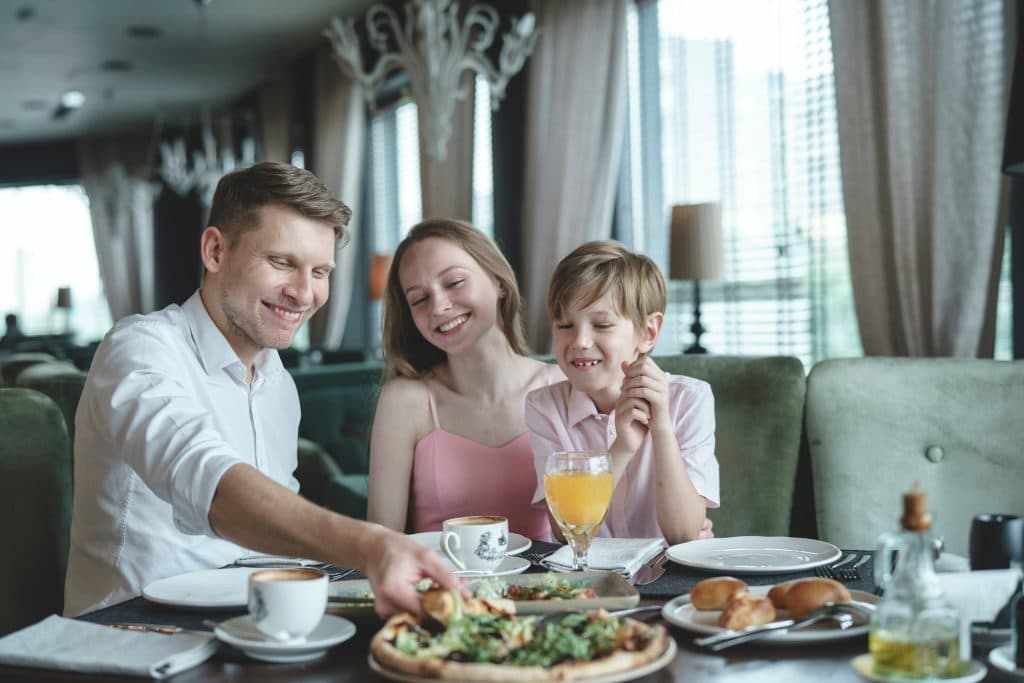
left=573, top=360, right=600, bottom=367
left=439, top=315, right=467, bottom=332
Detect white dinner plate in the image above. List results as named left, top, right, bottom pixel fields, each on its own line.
left=852, top=654, right=987, bottom=683
left=369, top=637, right=676, bottom=682
left=661, top=586, right=879, bottom=644
left=666, top=536, right=842, bottom=574
left=143, top=567, right=257, bottom=608
left=989, top=644, right=1024, bottom=679
left=409, top=531, right=532, bottom=555
left=214, top=614, right=356, bottom=663
left=444, top=555, right=531, bottom=577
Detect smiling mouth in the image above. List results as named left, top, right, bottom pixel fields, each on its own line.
left=437, top=314, right=468, bottom=333
left=571, top=359, right=601, bottom=369
left=264, top=302, right=304, bottom=324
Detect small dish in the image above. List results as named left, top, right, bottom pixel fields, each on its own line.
left=143, top=567, right=258, bottom=608
left=851, top=654, right=986, bottom=683
left=989, top=644, right=1024, bottom=679
left=665, top=536, right=841, bottom=574
left=213, top=614, right=356, bottom=663
left=445, top=555, right=531, bottom=577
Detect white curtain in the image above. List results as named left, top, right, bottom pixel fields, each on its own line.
left=78, top=133, right=156, bottom=321
left=829, top=0, right=1010, bottom=357
left=520, top=0, right=629, bottom=351
left=419, top=72, right=475, bottom=220
left=309, top=44, right=366, bottom=349
left=260, top=66, right=292, bottom=163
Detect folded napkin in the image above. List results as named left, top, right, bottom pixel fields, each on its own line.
left=542, top=538, right=666, bottom=576
left=938, top=568, right=1022, bottom=660
left=0, top=615, right=218, bottom=679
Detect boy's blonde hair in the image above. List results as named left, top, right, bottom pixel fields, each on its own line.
left=547, top=240, right=667, bottom=330
left=382, top=218, right=529, bottom=379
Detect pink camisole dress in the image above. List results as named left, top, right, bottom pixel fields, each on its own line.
left=409, top=387, right=552, bottom=541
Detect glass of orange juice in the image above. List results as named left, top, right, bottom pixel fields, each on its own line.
left=544, top=451, right=613, bottom=571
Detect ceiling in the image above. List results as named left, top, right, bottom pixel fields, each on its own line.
left=0, top=0, right=371, bottom=145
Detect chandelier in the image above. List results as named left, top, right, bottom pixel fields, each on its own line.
left=325, top=0, right=537, bottom=162
left=156, top=0, right=254, bottom=205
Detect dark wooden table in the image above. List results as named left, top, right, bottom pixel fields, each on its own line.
left=0, top=548, right=1006, bottom=682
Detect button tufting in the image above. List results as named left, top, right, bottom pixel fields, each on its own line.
left=925, top=445, right=944, bottom=463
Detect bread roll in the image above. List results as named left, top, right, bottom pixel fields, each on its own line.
left=767, top=580, right=797, bottom=609
left=783, top=578, right=852, bottom=619
left=690, top=576, right=748, bottom=610
left=717, top=591, right=776, bottom=630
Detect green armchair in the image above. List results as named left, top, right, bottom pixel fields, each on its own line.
left=0, top=388, right=72, bottom=635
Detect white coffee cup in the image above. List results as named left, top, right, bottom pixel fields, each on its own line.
left=247, top=567, right=328, bottom=642
left=440, top=515, right=509, bottom=572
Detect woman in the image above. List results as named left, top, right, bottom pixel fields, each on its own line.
left=367, top=218, right=563, bottom=540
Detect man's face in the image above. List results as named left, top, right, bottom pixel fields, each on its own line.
left=202, top=203, right=336, bottom=366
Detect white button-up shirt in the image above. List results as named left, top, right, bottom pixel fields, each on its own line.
left=526, top=374, right=719, bottom=541
left=64, top=292, right=300, bottom=616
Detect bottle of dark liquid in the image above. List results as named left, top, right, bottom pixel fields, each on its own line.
left=869, top=484, right=961, bottom=677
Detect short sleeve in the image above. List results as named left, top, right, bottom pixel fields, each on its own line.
left=672, top=378, right=720, bottom=508
left=525, top=388, right=564, bottom=506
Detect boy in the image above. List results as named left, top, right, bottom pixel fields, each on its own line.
left=527, top=241, right=719, bottom=545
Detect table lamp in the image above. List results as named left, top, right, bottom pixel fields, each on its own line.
left=669, top=203, right=724, bottom=354
left=367, top=252, right=393, bottom=358
left=55, top=286, right=73, bottom=334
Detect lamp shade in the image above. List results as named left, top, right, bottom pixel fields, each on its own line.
left=368, top=252, right=393, bottom=301
left=1003, top=36, right=1024, bottom=174
left=55, top=287, right=72, bottom=310
left=669, top=203, right=724, bottom=280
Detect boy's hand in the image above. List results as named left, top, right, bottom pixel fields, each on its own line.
left=699, top=516, right=714, bottom=539
left=612, top=392, right=650, bottom=457
left=620, top=356, right=672, bottom=433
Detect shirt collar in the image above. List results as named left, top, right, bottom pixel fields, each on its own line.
left=567, top=383, right=603, bottom=426
left=182, top=291, right=285, bottom=383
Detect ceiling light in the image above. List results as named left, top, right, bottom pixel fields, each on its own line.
left=60, top=90, right=86, bottom=109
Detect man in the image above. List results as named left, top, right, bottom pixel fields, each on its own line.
left=65, top=162, right=458, bottom=618
left=0, top=313, right=23, bottom=348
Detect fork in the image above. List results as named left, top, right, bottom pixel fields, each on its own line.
left=815, top=554, right=855, bottom=579
left=839, top=554, right=871, bottom=581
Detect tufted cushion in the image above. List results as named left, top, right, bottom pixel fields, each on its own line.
left=0, top=388, right=72, bottom=635
left=1, top=352, right=57, bottom=387
left=654, top=355, right=807, bottom=538
left=16, top=361, right=87, bottom=450
left=807, top=358, right=1024, bottom=555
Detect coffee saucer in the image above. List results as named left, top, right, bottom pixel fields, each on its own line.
left=444, top=555, right=531, bottom=577
left=989, top=645, right=1024, bottom=679
left=213, top=614, right=356, bottom=663
left=851, top=654, right=986, bottom=683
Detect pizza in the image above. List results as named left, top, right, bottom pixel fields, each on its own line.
left=370, top=588, right=670, bottom=681
left=474, top=574, right=599, bottom=602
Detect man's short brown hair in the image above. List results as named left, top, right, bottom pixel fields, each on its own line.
left=548, top=240, right=667, bottom=330
left=207, top=162, right=351, bottom=245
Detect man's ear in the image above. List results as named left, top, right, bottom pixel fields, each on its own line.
left=638, top=312, right=664, bottom=354
left=200, top=227, right=228, bottom=273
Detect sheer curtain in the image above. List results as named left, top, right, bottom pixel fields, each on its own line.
left=520, top=0, right=629, bottom=351
left=77, top=132, right=156, bottom=321
left=829, top=0, right=1010, bottom=357
left=308, top=44, right=366, bottom=349
left=419, top=72, right=475, bottom=220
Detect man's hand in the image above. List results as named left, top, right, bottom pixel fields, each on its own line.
left=362, top=525, right=466, bottom=618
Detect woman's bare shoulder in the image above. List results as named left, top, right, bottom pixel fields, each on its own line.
left=376, top=375, right=431, bottom=412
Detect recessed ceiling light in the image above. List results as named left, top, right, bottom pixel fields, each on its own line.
left=60, top=90, right=86, bottom=109
left=101, top=59, right=133, bottom=72
left=15, top=5, right=35, bottom=22
left=126, top=25, right=162, bottom=39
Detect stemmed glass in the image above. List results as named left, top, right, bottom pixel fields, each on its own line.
left=544, top=451, right=613, bottom=571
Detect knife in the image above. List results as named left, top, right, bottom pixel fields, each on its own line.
left=106, top=623, right=212, bottom=636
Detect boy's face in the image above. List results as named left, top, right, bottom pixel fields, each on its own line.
left=551, top=290, right=655, bottom=410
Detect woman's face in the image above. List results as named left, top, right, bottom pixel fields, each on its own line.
left=397, top=237, right=503, bottom=355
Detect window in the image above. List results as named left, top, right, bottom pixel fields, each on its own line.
left=0, top=185, right=112, bottom=342
left=367, top=75, right=495, bottom=253
left=624, top=0, right=859, bottom=366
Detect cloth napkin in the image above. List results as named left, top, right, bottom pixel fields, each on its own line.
left=541, top=538, right=666, bottom=576
left=937, top=568, right=1022, bottom=660
left=0, top=615, right=218, bottom=679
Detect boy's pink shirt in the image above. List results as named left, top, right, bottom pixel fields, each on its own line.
left=526, top=374, right=720, bottom=541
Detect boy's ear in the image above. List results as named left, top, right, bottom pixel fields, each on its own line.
left=637, top=312, right=664, bottom=354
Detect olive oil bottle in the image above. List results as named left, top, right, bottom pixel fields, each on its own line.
left=869, top=484, right=961, bottom=678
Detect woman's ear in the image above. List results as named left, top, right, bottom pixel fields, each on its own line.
left=637, top=312, right=664, bottom=354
